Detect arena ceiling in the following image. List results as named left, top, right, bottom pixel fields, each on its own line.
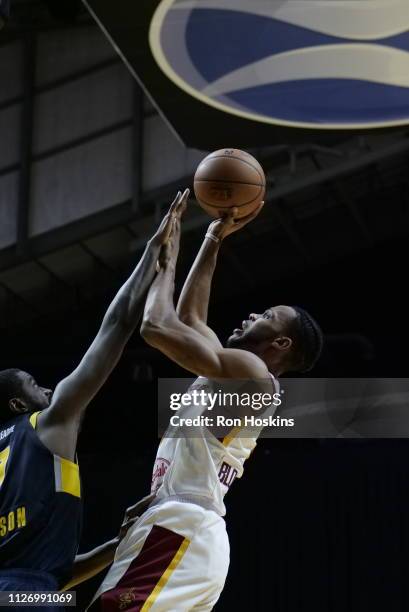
left=0, top=1, right=409, bottom=333
left=0, top=129, right=408, bottom=333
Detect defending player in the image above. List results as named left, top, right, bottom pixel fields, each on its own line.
left=0, top=200, right=178, bottom=598
left=88, top=190, right=323, bottom=611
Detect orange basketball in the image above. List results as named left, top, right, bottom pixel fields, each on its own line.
left=193, top=148, right=266, bottom=218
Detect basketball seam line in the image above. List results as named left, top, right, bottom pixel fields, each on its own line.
left=194, top=179, right=264, bottom=187
left=197, top=185, right=264, bottom=208
left=196, top=155, right=264, bottom=182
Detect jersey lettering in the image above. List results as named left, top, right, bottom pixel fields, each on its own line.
left=0, top=426, right=14, bottom=441
left=0, top=506, right=27, bottom=538
left=218, top=461, right=238, bottom=488
left=0, top=446, right=10, bottom=488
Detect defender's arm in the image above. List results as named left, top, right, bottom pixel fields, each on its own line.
left=62, top=538, right=119, bottom=591
left=62, top=494, right=155, bottom=590
left=37, top=196, right=180, bottom=460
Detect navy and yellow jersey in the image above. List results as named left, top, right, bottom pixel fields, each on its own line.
left=0, top=412, right=82, bottom=587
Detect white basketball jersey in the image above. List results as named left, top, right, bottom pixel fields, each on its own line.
left=151, top=375, right=279, bottom=516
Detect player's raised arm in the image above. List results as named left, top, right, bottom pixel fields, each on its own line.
left=176, top=204, right=264, bottom=348
left=141, top=191, right=269, bottom=381
left=36, top=196, right=180, bottom=460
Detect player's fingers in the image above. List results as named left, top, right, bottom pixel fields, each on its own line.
left=168, top=191, right=182, bottom=216
left=123, top=517, right=138, bottom=529
left=164, top=192, right=185, bottom=237
left=177, top=188, right=190, bottom=215
left=125, top=493, right=156, bottom=520
left=119, top=517, right=138, bottom=539
left=223, top=207, right=238, bottom=224
left=172, top=219, right=183, bottom=248
left=238, top=201, right=265, bottom=226
left=165, top=191, right=181, bottom=221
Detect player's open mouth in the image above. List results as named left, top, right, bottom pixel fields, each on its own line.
left=233, top=328, right=243, bottom=335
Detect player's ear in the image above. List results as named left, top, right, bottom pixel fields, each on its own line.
left=9, top=398, right=27, bottom=414
left=271, top=336, right=292, bottom=352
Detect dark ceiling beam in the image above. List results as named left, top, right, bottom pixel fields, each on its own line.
left=131, top=82, right=143, bottom=213
left=1, top=2, right=93, bottom=42
left=271, top=200, right=312, bottom=264
left=36, top=57, right=120, bottom=94
left=35, top=257, right=73, bottom=289
left=79, top=241, right=120, bottom=276
left=33, top=118, right=133, bottom=162
left=327, top=182, right=373, bottom=246
left=33, top=258, right=79, bottom=316
left=1, top=137, right=409, bottom=275
left=0, top=279, right=41, bottom=316
left=16, top=31, right=36, bottom=256
left=122, top=224, right=137, bottom=239
left=0, top=94, right=24, bottom=112
left=222, top=245, right=254, bottom=290
left=0, top=200, right=135, bottom=272
left=268, top=135, right=409, bottom=201
left=0, top=162, right=20, bottom=177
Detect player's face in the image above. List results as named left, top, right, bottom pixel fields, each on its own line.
left=18, top=371, right=53, bottom=412
left=226, top=305, right=296, bottom=350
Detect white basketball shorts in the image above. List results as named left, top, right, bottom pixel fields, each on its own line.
left=87, top=500, right=230, bottom=612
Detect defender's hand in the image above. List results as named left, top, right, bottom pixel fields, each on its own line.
left=151, top=189, right=187, bottom=248
left=158, top=189, right=189, bottom=269
left=118, top=493, right=156, bottom=541
left=207, top=200, right=264, bottom=241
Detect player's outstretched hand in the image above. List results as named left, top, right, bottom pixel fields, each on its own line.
left=118, top=493, right=156, bottom=542
left=158, top=188, right=189, bottom=269
left=151, top=189, right=188, bottom=247
left=207, top=200, right=264, bottom=241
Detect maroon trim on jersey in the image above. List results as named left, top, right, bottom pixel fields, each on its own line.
left=95, top=525, right=185, bottom=612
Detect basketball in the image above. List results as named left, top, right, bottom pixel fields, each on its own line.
left=193, top=148, right=266, bottom=219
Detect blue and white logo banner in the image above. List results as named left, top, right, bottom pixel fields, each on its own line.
left=149, top=0, right=409, bottom=129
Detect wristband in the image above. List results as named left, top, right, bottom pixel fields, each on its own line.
left=205, top=232, right=220, bottom=243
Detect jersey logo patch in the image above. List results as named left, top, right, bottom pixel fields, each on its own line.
left=152, top=457, right=171, bottom=493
